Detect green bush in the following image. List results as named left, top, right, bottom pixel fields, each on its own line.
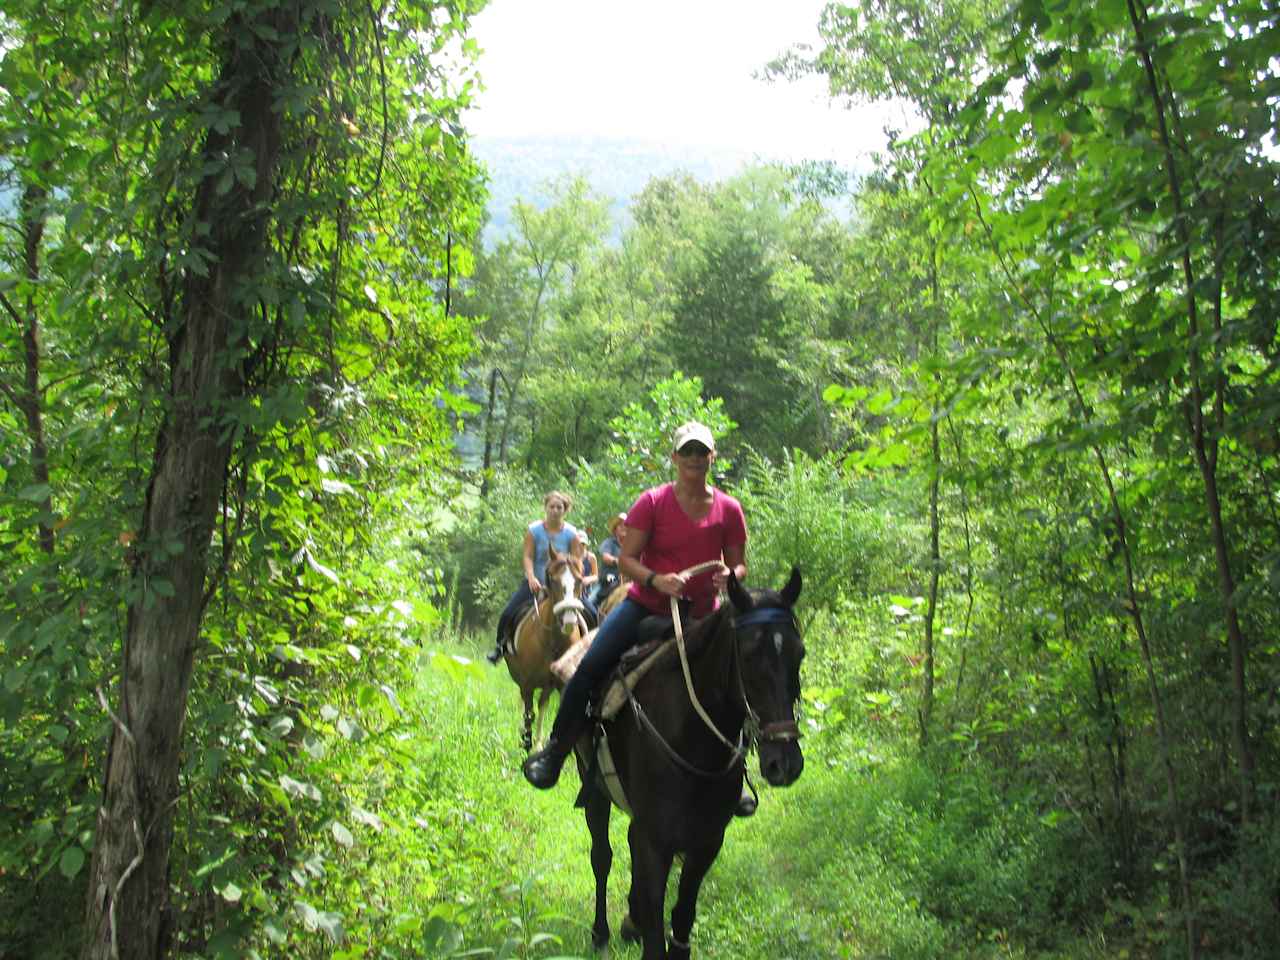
left=736, top=449, right=922, bottom=615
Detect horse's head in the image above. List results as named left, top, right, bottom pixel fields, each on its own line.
left=727, top=567, right=805, bottom=787
left=544, top=546, right=586, bottom=637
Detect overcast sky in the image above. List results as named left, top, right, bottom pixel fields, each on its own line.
left=464, top=0, right=899, bottom=165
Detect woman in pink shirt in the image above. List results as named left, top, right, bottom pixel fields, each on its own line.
left=523, top=421, right=747, bottom=791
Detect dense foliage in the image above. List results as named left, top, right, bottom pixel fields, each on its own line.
left=2, top=0, right=485, bottom=955
left=1, top=0, right=1276, bottom=958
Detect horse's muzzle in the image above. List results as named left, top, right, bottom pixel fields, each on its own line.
left=552, top=597, right=585, bottom=633
left=759, top=740, right=804, bottom=787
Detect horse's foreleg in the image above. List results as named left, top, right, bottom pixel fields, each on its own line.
left=521, top=689, right=534, bottom=753
left=668, top=834, right=726, bottom=959
left=584, top=781, right=613, bottom=949
left=626, top=821, right=673, bottom=960
left=532, top=687, right=552, bottom=749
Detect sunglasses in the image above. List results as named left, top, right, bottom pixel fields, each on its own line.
left=677, top=443, right=711, bottom=457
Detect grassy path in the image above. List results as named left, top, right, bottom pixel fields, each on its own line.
left=380, top=638, right=1100, bottom=960
left=399, top=642, right=956, bottom=960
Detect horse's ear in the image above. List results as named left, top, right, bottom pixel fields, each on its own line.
left=727, top=569, right=753, bottom=612
left=548, top=544, right=560, bottom=561
left=781, top=566, right=802, bottom=607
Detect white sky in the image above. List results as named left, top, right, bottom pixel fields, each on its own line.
left=464, top=0, right=899, bottom=165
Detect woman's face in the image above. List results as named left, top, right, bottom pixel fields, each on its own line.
left=672, top=441, right=714, bottom=479
left=544, top=497, right=568, bottom=523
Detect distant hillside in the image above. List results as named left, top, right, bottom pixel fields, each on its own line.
left=470, top=134, right=777, bottom=239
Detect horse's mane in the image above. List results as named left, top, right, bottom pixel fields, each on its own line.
left=647, top=601, right=735, bottom=675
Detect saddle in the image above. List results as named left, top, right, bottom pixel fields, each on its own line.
left=549, top=603, right=691, bottom=705
left=498, top=600, right=535, bottom=655
left=566, top=607, right=694, bottom=815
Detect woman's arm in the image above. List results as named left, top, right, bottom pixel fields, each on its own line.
left=522, top=530, right=539, bottom=591
left=712, top=542, right=747, bottom=591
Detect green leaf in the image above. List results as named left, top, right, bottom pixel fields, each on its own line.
left=59, top=845, right=85, bottom=878
left=18, top=484, right=52, bottom=502
left=331, top=821, right=354, bottom=848
left=263, top=917, right=287, bottom=945
left=866, top=388, right=894, bottom=415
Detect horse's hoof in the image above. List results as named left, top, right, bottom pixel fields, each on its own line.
left=667, top=938, right=691, bottom=960
left=591, top=927, right=609, bottom=950
left=620, top=913, right=641, bottom=943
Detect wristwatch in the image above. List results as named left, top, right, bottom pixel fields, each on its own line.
left=645, top=571, right=657, bottom=589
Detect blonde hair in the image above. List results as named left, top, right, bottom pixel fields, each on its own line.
left=543, top=490, right=573, bottom=513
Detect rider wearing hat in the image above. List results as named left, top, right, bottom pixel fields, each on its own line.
left=591, top=511, right=627, bottom=606
left=522, top=421, right=748, bottom=794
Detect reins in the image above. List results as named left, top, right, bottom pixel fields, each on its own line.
left=618, top=561, right=800, bottom=778
left=668, top=561, right=743, bottom=755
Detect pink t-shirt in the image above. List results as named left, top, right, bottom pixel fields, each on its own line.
left=625, top=483, right=747, bottom=617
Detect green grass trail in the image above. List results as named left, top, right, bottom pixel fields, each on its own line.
left=390, top=640, right=1084, bottom=960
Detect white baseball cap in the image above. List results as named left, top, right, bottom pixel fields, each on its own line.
left=672, top=421, right=715, bottom=453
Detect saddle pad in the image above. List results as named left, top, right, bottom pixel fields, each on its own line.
left=598, top=639, right=675, bottom=721
left=549, top=631, right=676, bottom=719
left=575, top=733, right=631, bottom=815
left=511, top=601, right=535, bottom=634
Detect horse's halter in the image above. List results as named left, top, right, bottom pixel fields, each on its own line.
left=544, top=554, right=587, bottom=634
left=730, top=605, right=803, bottom=748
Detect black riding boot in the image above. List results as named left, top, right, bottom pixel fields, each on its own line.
left=486, top=621, right=509, bottom=664
left=522, top=735, right=576, bottom=789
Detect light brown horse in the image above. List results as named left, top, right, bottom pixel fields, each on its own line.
left=505, top=546, right=588, bottom=751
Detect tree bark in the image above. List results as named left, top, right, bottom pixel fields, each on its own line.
left=8, top=181, right=56, bottom=554
left=1126, top=0, right=1254, bottom=825
left=81, top=9, right=292, bottom=958
left=921, top=415, right=939, bottom=747
left=480, top=366, right=506, bottom=497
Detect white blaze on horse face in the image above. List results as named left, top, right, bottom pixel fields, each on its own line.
left=774, top=632, right=784, bottom=657
left=556, top=562, right=578, bottom=629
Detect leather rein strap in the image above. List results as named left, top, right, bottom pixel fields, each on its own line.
left=669, top=561, right=741, bottom=755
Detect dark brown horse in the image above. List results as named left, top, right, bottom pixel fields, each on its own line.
left=577, top=568, right=804, bottom=959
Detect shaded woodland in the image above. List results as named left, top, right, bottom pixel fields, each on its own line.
left=1, top=1, right=1277, bottom=958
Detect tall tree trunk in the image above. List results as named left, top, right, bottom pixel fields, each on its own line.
left=920, top=237, right=943, bottom=748
left=2, top=181, right=56, bottom=554
left=480, top=366, right=501, bottom=497
left=1127, top=0, right=1254, bottom=825
left=921, top=414, right=940, bottom=746
left=81, top=9, right=292, bottom=958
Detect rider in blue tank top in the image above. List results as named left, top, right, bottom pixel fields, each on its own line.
left=487, top=490, right=579, bottom=663
left=528, top=519, right=578, bottom=585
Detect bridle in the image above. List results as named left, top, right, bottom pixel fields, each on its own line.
left=622, top=567, right=801, bottom=779
left=536, top=556, right=588, bottom=637
left=730, top=605, right=802, bottom=747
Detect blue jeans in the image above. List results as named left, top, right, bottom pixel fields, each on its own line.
left=549, top=598, right=650, bottom=742
left=496, top=579, right=535, bottom=646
